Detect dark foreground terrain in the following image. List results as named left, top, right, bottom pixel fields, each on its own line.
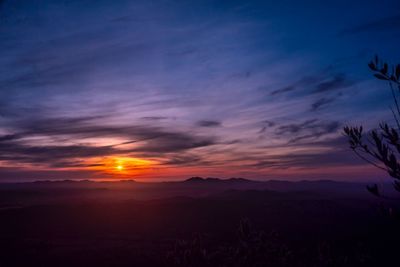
left=0, top=178, right=399, bottom=267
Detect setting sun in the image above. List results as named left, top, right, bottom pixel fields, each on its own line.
left=116, top=165, right=124, bottom=171
left=87, top=156, right=155, bottom=177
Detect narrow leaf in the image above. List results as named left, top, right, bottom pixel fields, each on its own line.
left=374, top=73, right=388, bottom=80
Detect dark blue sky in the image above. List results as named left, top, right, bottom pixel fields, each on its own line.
left=0, top=0, right=400, bottom=181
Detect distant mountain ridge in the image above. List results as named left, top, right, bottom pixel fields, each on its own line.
left=0, top=176, right=372, bottom=195
left=184, top=177, right=254, bottom=183
left=0, top=176, right=387, bottom=205
left=0, top=176, right=366, bottom=188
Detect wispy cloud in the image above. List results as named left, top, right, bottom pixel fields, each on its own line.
left=0, top=0, right=398, bottom=181
left=341, top=14, right=400, bottom=35
left=314, top=74, right=354, bottom=93
left=196, top=120, right=222, bottom=127
left=310, top=97, right=336, bottom=111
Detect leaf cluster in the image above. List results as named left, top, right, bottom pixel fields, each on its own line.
left=368, top=55, right=400, bottom=84
left=344, top=56, right=400, bottom=198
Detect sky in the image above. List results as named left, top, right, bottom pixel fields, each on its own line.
left=1, top=0, right=400, bottom=182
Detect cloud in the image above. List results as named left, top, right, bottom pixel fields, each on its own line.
left=258, top=120, right=276, bottom=134
left=0, top=0, right=394, bottom=181
left=268, top=72, right=354, bottom=98
left=269, top=75, right=321, bottom=96
left=131, top=131, right=216, bottom=153
left=313, top=74, right=354, bottom=93
left=248, top=135, right=365, bottom=170
left=250, top=148, right=364, bottom=170
left=341, top=14, right=400, bottom=35
left=270, top=86, right=296, bottom=96
left=310, top=97, right=335, bottom=111
left=196, top=120, right=222, bottom=127
left=262, top=120, right=276, bottom=127
left=162, top=154, right=205, bottom=166
left=0, top=167, right=101, bottom=181
left=275, top=119, right=341, bottom=143
left=0, top=115, right=217, bottom=167
left=275, top=119, right=318, bottom=135
left=140, top=116, right=170, bottom=121
left=0, top=140, right=117, bottom=168
left=249, top=160, right=286, bottom=169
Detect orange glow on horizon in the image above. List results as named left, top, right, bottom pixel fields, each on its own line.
left=86, top=156, right=154, bottom=177
left=116, top=164, right=124, bottom=171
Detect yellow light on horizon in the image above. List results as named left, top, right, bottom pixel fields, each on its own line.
left=86, top=156, right=154, bottom=177
left=116, top=164, right=124, bottom=171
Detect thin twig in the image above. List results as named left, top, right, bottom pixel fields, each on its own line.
left=353, top=148, right=388, bottom=172
left=390, top=106, right=400, bottom=130
left=389, top=82, right=400, bottom=130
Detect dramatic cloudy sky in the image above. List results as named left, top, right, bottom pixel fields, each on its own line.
left=1, top=0, right=400, bottom=181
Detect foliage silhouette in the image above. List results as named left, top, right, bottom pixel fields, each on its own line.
left=166, top=219, right=293, bottom=267
left=165, top=219, right=373, bottom=267
left=344, top=56, right=400, bottom=197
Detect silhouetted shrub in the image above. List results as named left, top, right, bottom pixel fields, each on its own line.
left=166, top=219, right=293, bottom=267
left=344, top=56, right=400, bottom=198
left=166, top=234, right=212, bottom=267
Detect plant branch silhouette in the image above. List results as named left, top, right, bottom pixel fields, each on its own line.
left=344, top=56, right=400, bottom=198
